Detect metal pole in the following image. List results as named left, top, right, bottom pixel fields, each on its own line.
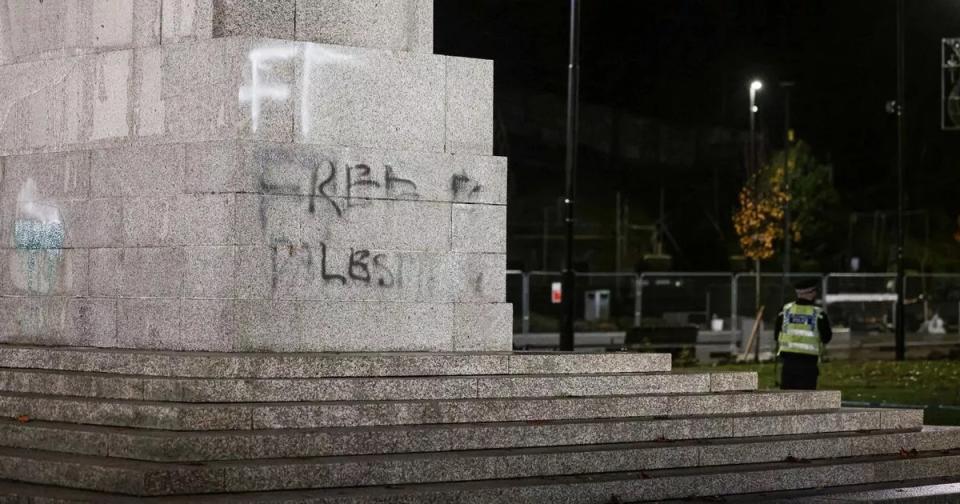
left=731, top=275, right=738, bottom=348
left=750, top=82, right=760, bottom=362
left=634, top=274, right=643, bottom=328
left=750, top=89, right=757, bottom=177
left=895, top=0, right=906, bottom=361
left=560, top=0, right=581, bottom=352
left=542, top=207, right=549, bottom=269
left=781, top=82, right=794, bottom=303
left=615, top=192, right=622, bottom=292
left=750, top=82, right=761, bottom=362
left=754, top=261, right=761, bottom=363
left=521, top=272, right=530, bottom=337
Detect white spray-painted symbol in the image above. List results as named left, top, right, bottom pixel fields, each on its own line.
left=239, top=45, right=358, bottom=136
left=238, top=47, right=298, bottom=133
left=300, top=45, right=355, bottom=137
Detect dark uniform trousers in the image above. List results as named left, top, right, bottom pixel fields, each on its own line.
left=780, top=353, right=819, bottom=390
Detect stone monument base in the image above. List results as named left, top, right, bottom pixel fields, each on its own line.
left=0, top=345, right=955, bottom=501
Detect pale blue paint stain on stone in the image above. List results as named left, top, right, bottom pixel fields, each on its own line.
left=14, top=220, right=65, bottom=250
left=13, top=219, right=65, bottom=294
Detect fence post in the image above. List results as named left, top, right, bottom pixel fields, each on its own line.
left=521, top=272, right=530, bottom=337
left=821, top=274, right=829, bottom=307
left=731, top=274, right=740, bottom=347
left=634, top=274, right=643, bottom=328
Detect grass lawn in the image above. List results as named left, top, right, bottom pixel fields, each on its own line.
left=685, top=360, right=960, bottom=426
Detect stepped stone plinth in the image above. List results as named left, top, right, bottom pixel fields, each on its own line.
left=1, top=2, right=959, bottom=502
left=0, top=345, right=952, bottom=502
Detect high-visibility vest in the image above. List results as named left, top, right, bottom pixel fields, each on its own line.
left=777, top=302, right=822, bottom=357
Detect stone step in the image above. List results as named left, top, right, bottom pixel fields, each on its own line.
left=0, top=368, right=756, bottom=402
left=0, top=432, right=957, bottom=498
left=0, top=346, right=671, bottom=378
left=0, top=478, right=955, bottom=504
left=0, top=390, right=841, bottom=431
left=0, top=408, right=920, bottom=462
left=662, top=477, right=960, bottom=502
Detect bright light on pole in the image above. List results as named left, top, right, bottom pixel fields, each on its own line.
left=748, top=79, right=763, bottom=173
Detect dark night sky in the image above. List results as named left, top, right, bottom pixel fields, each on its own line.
left=435, top=1, right=960, bottom=272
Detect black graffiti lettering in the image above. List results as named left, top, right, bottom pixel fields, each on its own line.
left=307, top=161, right=320, bottom=214
left=451, top=173, right=470, bottom=196
left=319, top=243, right=346, bottom=285
left=385, top=165, right=419, bottom=199
left=349, top=248, right=371, bottom=282
left=450, top=172, right=481, bottom=199
left=257, top=174, right=300, bottom=195
left=270, top=245, right=280, bottom=290
left=372, top=253, right=395, bottom=287
left=346, top=164, right=380, bottom=208
left=268, top=238, right=298, bottom=291
left=304, top=243, right=314, bottom=269
left=315, top=161, right=342, bottom=217
left=257, top=172, right=301, bottom=231
left=255, top=148, right=301, bottom=194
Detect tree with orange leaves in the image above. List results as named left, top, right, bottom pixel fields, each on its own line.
left=735, top=140, right=838, bottom=266
left=733, top=163, right=790, bottom=262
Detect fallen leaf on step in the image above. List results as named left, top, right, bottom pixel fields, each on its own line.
left=608, top=495, right=623, bottom=504
left=16, top=415, right=29, bottom=424
left=898, top=448, right=918, bottom=459
left=639, top=471, right=651, bottom=479
left=784, top=455, right=810, bottom=463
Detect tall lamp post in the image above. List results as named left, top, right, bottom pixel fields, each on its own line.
left=780, top=81, right=795, bottom=287
left=894, top=0, right=906, bottom=361
left=749, top=79, right=763, bottom=362
left=560, top=0, right=581, bottom=352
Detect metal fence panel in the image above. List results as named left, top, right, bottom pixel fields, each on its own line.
left=507, top=271, right=960, bottom=360
left=905, top=274, right=960, bottom=336
left=638, top=273, right=733, bottom=330
left=824, top=273, right=897, bottom=344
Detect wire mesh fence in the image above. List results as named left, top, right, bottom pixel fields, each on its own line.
left=506, top=271, right=960, bottom=361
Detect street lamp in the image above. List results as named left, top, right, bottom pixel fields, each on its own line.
left=560, top=0, right=581, bottom=352
left=780, top=81, right=796, bottom=320
left=749, top=80, right=763, bottom=174
left=894, top=0, right=905, bottom=360
left=749, top=79, right=763, bottom=362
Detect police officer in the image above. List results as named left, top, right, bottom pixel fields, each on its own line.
left=773, top=278, right=832, bottom=390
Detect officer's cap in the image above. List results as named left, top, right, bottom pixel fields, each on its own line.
left=793, top=278, right=819, bottom=294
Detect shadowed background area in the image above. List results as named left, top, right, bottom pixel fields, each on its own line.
left=436, top=0, right=960, bottom=274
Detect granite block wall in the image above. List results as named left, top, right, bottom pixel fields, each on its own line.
left=0, top=4, right=509, bottom=352
left=0, top=0, right=432, bottom=65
